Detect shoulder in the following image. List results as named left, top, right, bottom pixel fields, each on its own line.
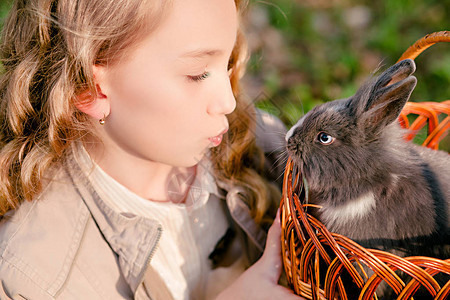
left=253, top=108, right=287, bottom=153
left=253, top=109, right=288, bottom=187
left=0, top=167, right=90, bottom=298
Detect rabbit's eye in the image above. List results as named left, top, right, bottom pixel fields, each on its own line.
left=317, top=132, right=335, bottom=145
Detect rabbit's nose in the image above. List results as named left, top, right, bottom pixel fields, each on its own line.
left=286, top=137, right=299, bottom=156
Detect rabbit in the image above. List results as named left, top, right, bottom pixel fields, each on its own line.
left=285, top=59, right=449, bottom=298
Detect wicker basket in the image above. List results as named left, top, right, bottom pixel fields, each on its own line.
left=280, top=31, right=450, bottom=300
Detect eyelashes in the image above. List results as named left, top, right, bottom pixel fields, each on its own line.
left=187, top=71, right=210, bottom=82
left=187, top=57, right=233, bottom=82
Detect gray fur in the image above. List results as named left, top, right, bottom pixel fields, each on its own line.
left=286, top=59, right=450, bottom=258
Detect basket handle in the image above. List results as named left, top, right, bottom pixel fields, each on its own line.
left=397, top=30, right=450, bottom=62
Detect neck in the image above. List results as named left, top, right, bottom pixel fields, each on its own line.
left=83, top=140, right=197, bottom=203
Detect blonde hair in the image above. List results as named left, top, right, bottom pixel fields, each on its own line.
left=0, top=0, right=279, bottom=225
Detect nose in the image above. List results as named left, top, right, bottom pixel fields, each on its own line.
left=286, top=136, right=300, bottom=157
left=207, top=73, right=236, bottom=115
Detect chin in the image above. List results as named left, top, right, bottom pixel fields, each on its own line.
left=175, top=153, right=207, bottom=168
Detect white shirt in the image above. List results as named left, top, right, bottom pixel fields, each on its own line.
left=73, top=145, right=242, bottom=299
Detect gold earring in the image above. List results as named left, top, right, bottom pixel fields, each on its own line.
left=99, top=114, right=106, bottom=125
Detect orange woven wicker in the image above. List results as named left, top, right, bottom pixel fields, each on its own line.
left=281, top=31, right=450, bottom=300
left=399, top=101, right=450, bottom=150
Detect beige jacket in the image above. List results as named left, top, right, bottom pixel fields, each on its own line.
left=0, top=111, right=287, bottom=299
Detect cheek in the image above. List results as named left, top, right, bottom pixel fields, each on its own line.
left=110, top=73, right=204, bottom=125
left=104, top=75, right=211, bottom=165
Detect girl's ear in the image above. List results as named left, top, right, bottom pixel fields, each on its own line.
left=74, top=65, right=111, bottom=120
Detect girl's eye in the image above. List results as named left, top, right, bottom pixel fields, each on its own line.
left=317, top=132, right=335, bottom=145
left=187, top=71, right=210, bottom=82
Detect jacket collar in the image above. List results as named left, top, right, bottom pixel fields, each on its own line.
left=66, top=153, right=162, bottom=294
left=67, top=143, right=267, bottom=291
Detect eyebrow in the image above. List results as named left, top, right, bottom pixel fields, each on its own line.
left=179, top=49, right=223, bottom=59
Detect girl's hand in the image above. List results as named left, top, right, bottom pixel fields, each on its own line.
left=216, top=209, right=305, bottom=300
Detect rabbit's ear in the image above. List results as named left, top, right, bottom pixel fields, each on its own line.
left=360, top=59, right=417, bottom=132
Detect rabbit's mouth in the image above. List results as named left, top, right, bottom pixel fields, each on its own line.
left=288, top=155, right=307, bottom=178
left=286, top=145, right=299, bottom=158
left=286, top=135, right=305, bottom=159
left=286, top=149, right=304, bottom=168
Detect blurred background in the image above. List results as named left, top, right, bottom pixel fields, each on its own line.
left=1, top=0, right=449, bottom=148
left=241, top=0, right=449, bottom=149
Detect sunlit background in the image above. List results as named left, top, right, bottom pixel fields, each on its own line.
left=1, top=0, right=449, bottom=148
left=242, top=0, right=449, bottom=150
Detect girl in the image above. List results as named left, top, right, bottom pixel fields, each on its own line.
left=0, top=0, right=303, bottom=299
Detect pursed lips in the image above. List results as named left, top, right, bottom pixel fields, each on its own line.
left=208, top=127, right=228, bottom=147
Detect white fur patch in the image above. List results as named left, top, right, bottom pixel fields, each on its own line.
left=285, top=126, right=296, bottom=141
left=286, top=118, right=304, bottom=141
left=320, top=192, right=376, bottom=227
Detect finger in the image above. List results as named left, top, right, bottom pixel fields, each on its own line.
left=263, top=208, right=281, bottom=258
left=260, top=208, right=282, bottom=278
left=274, top=285, right=306, bottom=300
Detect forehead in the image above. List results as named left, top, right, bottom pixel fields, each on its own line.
left=151, top=0, right=238, bottom=57
left=302, top=101, right=347, bottom=129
